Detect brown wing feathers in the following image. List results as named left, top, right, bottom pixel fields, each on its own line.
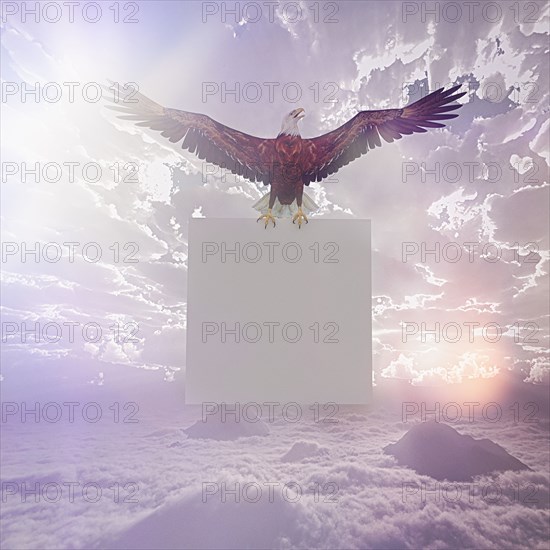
left=106, top=84, right=465, bottom=187
left=302, top=85, right=465, bottom=183
left=105, top=89, right=273, bottom=184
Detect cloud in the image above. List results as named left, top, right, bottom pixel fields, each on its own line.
left=1, top=5, right=548, bottom=548
left=381, top=353, right=419, bottom=380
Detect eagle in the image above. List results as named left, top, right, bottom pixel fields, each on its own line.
left=107, top=85, right=465, bottom=228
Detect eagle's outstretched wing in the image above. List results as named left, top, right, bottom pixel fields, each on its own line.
left=105, top=88, right=275, bottom=185
left=301, top=85, right=466, bottom=184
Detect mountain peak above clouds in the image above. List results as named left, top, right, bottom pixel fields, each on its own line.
left=384, top=421, right=531, bottom=481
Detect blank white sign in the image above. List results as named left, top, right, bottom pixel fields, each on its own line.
left=185, top=219, right=372, bottom=404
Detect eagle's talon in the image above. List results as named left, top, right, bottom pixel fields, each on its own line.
left=292, top=208, right=308, bottom=228
left=257, top=209, right=276, bottom=228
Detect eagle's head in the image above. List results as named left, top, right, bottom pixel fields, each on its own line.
left=279, top=108, right=305, bottom=136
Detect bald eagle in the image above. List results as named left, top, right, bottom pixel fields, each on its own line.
left=107, top=85, right=465, bottom=227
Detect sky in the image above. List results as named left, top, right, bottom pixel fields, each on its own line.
left=0, top=1, right=549, bottom=548
left=1, top=1, right=549, bottom=392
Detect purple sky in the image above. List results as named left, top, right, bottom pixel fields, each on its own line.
left=1, top=2, right=549, bottom=548
left=2, top=1, right=548, bottom=393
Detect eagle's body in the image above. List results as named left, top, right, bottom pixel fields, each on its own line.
left=272, top=133, right=305, bottom=202
left=107, top=85, right=465, bottom=227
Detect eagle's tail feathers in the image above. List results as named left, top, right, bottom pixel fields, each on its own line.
left=252, top=192, right=319, bottom=218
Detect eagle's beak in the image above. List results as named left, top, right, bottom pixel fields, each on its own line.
left=294, top=108, right=305, bottom=120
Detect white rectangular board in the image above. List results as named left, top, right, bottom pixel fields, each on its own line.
left=185, top=218, right=372, bottom=404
